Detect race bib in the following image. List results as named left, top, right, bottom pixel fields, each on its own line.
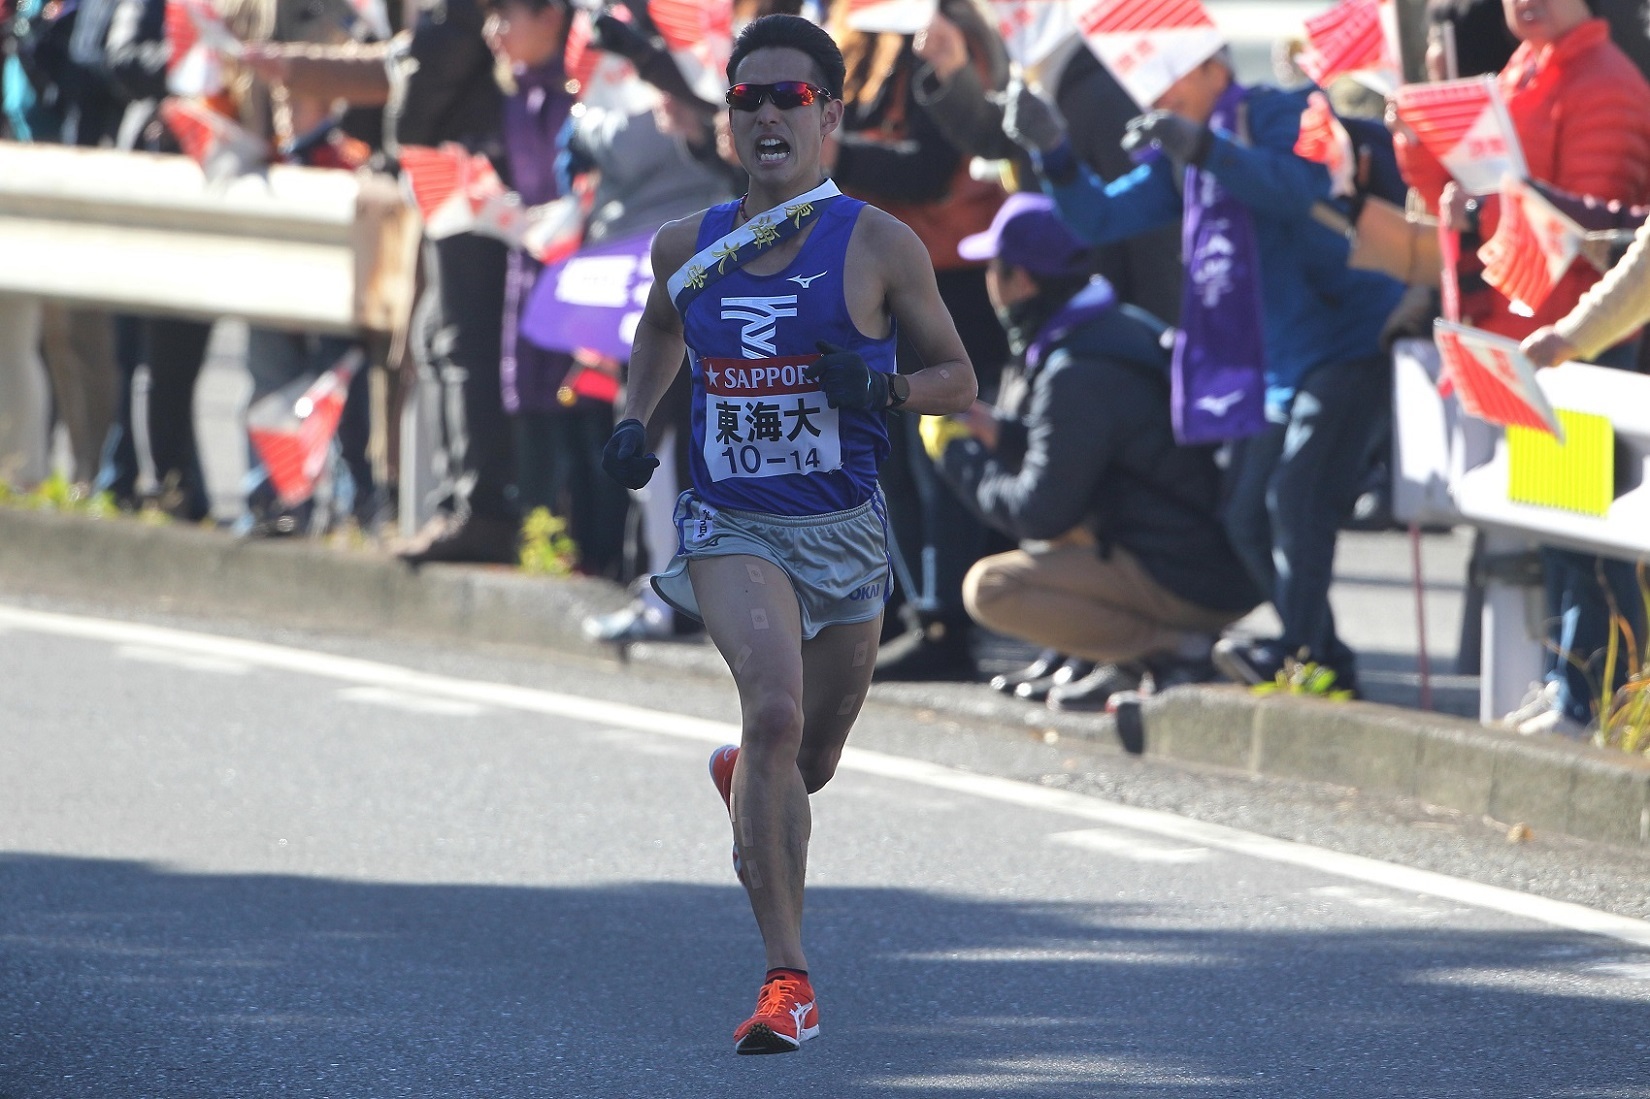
left=700, top=355, right=841, bottom=481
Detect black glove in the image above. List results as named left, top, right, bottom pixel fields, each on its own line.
left=590, top=12, right=654, bottom=64
left=996, top=78, right=1067, bottom=154
left=804, top=341, right=890, bottom=410
left=601, top=418, right=659, bottom=489
left=1121, top=110, right=1213, bottom=168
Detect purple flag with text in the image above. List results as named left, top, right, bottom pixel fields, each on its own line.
left=520, top=232, right=656, bottom=363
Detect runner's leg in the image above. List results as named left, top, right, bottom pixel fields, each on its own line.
left=689, top=554, right=811, bottom=972
left=797, top=613, right=883, bottom=794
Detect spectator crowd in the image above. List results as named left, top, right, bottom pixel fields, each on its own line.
left=2, top=0, right=1648, bottom=736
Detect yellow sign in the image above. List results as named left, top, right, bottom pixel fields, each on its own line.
left=1507, top=408, right=1614, bottom=516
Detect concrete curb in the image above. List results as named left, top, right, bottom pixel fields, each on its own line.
left=5, top=508, right=1647, bottom=850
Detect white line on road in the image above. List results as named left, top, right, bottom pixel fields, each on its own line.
left=1050, top=827, right=1212, bottom=864
left=5, top=603, right=1649, bottom=951
left=335, top=685, right=488, bottom=717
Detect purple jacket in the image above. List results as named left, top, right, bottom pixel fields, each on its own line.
left=501, top=58, right=579, bottom=415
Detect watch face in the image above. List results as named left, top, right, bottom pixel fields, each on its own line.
left=892, top=374, right=911, bottom=404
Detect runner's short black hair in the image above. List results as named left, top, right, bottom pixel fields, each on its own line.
left=726, top=14, right=846, bottom=100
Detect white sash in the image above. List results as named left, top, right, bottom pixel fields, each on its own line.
left=667, top=179, right=844, bottom=309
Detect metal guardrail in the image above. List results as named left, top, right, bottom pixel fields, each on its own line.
left=0, top=141, right=419, bottom=335
left=1393, top=340, right=1650, bottom=721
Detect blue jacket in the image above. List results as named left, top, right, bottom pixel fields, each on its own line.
left=1043, top=83, right=1403, bottom=407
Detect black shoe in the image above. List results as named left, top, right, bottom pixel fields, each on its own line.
left=1141, top=654, right=1219, bottom=694
left=396, top=512, right=519, bottom=565
left=1013, top=658, right=1095, bottom=702
left=1046, top=663, right=1143, bottom=712
left=874, top=621, right=976, bottom=682
left=1211, top=637, right=1287, bottom=686
left=1212, top=638, right=1359, bottom=698
left=989, top=649, right=1064, bottom=694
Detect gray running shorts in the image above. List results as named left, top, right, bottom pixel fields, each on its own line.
left=650, top=491, right=892, bottom=641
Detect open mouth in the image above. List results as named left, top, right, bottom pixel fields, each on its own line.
left=756, top=137, right=791, bottom=164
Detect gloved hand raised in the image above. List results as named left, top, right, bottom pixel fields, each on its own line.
left=804, top=341, right=891, bottom=410
left=601, top=418, right=659, bottom=489
left=997, top=78, right=1067, bottom=154
left=1121, top=110, right=1212, bottom=168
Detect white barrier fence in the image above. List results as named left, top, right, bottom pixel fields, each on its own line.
left=0, top=141, right=419, bottom=335
left=1393, top=339, right=1650, bottom=721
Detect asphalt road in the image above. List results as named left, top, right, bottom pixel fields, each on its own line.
left=3, top=598, right=1649, bottom=1098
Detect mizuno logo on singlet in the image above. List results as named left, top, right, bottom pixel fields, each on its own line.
left=787, top=271, right=827, bottom=288
left=722, top=295, right=798, bottom=357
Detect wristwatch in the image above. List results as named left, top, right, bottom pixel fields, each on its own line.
left=887, top=373, right=911, bottom=410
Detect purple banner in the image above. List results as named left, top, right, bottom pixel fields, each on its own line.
left=519, top=231, right=656, bottom=362
left=1171, top=85, right=1268, bottom=446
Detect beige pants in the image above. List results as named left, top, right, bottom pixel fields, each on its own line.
left=963, top=534, right=1245, bottom=665
left=0, top=296, right=50, bottom=490
left=40, top=304, right=117, bottom=484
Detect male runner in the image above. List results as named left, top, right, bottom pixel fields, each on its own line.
left=599, top=13, right=976, bottom=1056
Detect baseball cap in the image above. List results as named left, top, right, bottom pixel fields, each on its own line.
left=958, top=192, right=1092, bottom=278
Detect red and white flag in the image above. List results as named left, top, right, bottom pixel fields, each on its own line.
left=399, top=143, right=586, bottom=262
left=1477, top=176, right=1584, bottom=317
left=1297, top=0, right=1399, bottom=90
left=845, top=0, right=939, bottom=34
left=518, top=194, right=588, bottom=266
left=1392, top=76, right=1525, bottom=196
left=563, top=7, right=607, bottom=95
left=165, top=0, right=235, bottom=96
left=988, top=0, right=1081, bottom=74
left=248, top=350, right=362, bottom=507
left=1434, top=320, right=1562, bottom=438
left=1073, top=0, right=1225, bottom=109
left=159, top=97, right=267, bottom=179
left=650, top=0, right=733, bottom=104
left=1293, top=90, right=1355, bottom=197
left=397, top=143, right=508, bottom=239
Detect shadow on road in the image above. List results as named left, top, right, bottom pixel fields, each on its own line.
left=2, top=853, right=1641, bottom=1098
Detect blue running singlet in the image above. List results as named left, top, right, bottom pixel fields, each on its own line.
left=678, top=195, right=897, bottom=516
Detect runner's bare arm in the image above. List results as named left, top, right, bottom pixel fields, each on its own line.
left=619, top=217, right=700, bottom=428
left=859, top=211, right=977, bottom=415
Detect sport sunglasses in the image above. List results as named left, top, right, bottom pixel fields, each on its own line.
left=725, top=81, right=833, bottom=111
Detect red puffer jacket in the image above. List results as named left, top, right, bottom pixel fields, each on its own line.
left=1397, top=19, right=1650, bottom=340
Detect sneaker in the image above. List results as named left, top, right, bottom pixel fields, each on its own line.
left=1141, top=654, right=1220, bottom=694
left=1502, top=681, right=1560, bottom=729
left=1046, top=663, right=1143, bottom=712
left=1213, top=639, right=1359, bottom=699
left=583, top=602, right=686, bottom=643
left=1516, top=707, right=1589, bottom=740
left=1013, top=658, right=1095, bottom=702
left=733, top=972, right=819, bottom=1055
left=989, top=648, right=1064, bottom=694
left=1211, top=637, right=1287, bottom=686
left=708, top=745, right=744, bottom=885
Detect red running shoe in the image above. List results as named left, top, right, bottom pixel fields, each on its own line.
left=708, top=745, right=744, bottom=884
left=733, top=972, right=819, bottom=1055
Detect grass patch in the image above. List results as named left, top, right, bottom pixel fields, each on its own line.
left=517, top=507, right=577, bottom=577
left=1597, top=561, right=1650, bottom=756
left=0, top=473, right=120, bottom=517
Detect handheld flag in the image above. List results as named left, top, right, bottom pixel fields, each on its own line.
left=1434, top=319, right=1562, bottom=439
left=1073, top=0, right=1225, bottom=110
left=1476, top=175, right=1584, bottom=317
left=1392, top=76, right=1525, bottom=196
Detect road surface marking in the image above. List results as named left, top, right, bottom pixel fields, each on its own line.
left=1050, top=827, right=1212, bottom=864
left=4, top=602, right=1649, bottom=951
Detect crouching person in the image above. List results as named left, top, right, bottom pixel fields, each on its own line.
left=929, top=194, right=1262, bottom=711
